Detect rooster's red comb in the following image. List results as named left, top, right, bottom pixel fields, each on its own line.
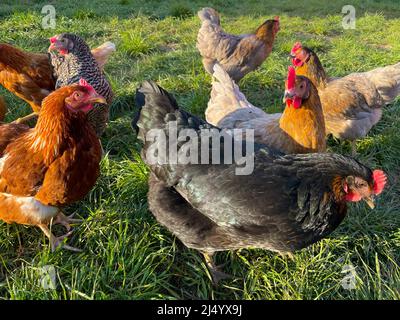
left=79, top=78, right=95, bottom=92
left=287, top=66, right=296, bottom=90
left=372, top=170, right=387, bottom=195
left=291, top=42, right=303, bottom=55
left=49, top=36, right=57, bottom=43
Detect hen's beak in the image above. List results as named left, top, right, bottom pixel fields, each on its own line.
left=48, top=37, right=58, bottom=51
left=87, top=93, right=107, bottom=105
left=364, top=196, right=375, bottom=209
left=284, top=90, right=295, bottom=100
left=289, top=53, right=296, bottom=59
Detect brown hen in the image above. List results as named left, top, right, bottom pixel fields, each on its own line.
left=0, top=80, right=105, bottom=251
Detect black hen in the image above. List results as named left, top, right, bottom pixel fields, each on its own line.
left=49, top=33, right=113, bottom=137
left=133, top=81, right=387, bottom=283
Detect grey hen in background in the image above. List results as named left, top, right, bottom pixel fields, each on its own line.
left=196, top=7, right=280, bottom=82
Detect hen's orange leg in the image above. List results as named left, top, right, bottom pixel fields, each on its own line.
left=13, top=112, right=39, bottom=125
left=38, top=224, right=82, bottom=252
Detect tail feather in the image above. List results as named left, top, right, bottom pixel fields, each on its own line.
left=365, top=62, right=400, bottom=104
left=197, top=7, right=220, bottom=25
left=91, top=41, right=116, bottom=70
left=132, top=81, right=180, bottom=141
left=206, top=63, right=255, bottom=125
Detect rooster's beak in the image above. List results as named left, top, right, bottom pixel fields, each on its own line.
left=364, top=196, right=375, bottom=209
left=87, top=94, right=107, bottom=105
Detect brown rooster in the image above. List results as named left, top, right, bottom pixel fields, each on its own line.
left=0, top=41, right=115, bottom=122
left=133, top=80, right=387, bottom=284
left=196, top=8, right=280, bottom=82
left=0, top=79, right=105, bottom=251
left=290, top=42, right=400, bottom=154
left=205, top=64, right=326, bottom=154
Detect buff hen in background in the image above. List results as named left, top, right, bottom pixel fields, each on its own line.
left=0, top=80, right=105, bottom=251
left=49, top=33, right=114, bottom=137
left=197, top=8, right=280, bottom=82
left=0, top=41, right=115, bottom=123
left=133, top=80, right=387, bottom=284
left=291, top=42, right=400, bottom=154
left=206, top=64, right=326, bottom=153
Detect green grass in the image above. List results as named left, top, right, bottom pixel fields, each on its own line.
left=1, top=0, right=400, bottom=300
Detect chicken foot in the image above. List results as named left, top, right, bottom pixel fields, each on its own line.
left=13, top=112, right=39, bottom=125
left=38, top=223, right=82, bottom=253
left=278, top=251, right=295, bottom=260
left=52, top=211, right=82, bottom=232
left=203, top=252, right=231, bottom=285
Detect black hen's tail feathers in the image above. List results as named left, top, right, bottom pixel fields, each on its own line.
left=131, top=80, right=180, bottom=136
left=131, top=88, right=145, bottom=134
left=132, top=80, right=215, bottom=140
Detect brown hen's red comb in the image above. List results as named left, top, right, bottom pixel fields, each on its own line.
left=79, top=78, right=95, bottom=92
left=372, top=170, right=387, bottom=195
left=291, top=42, right=302, bottom=55
left=287, top=66, right=296, bottom=90
left=274, top=16, right=280, bottom=21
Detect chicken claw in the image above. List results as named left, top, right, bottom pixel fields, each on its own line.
left=203, top=252, right=231, bottom=285
left=52, top=212, right=82, bottom=232
left=38, top=224, right=82, bottom=253
left=278, top=251, right=295, bottom=260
